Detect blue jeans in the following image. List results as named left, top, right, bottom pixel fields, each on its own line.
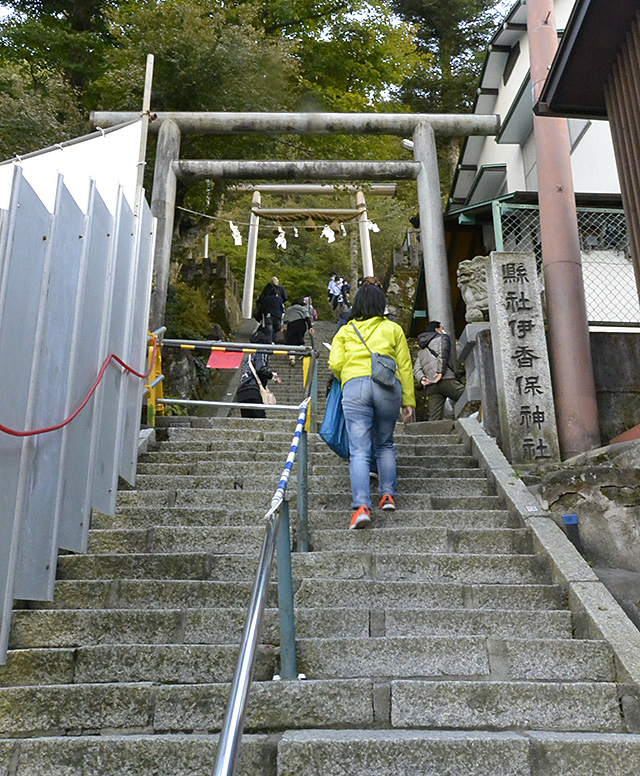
left=342, top=376, right=402, bottom=509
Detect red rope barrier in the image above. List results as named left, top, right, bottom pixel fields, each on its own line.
left=0, top=338, right=159, bottom=438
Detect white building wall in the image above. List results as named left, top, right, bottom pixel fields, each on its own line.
left=467, top=0, right=620, bottom=200
left=570, top=120, right=621, bottom=193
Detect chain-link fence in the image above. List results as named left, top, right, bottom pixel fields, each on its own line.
left=495, top=203, right=640, bottom=326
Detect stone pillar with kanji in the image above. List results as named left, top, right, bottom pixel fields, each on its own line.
left=486, top=252, right=560, bottom=464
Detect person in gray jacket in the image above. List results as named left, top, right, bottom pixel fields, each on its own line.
left=413, top=320, right=464, bottom=420
left=283, top=298, right=314, bottom=365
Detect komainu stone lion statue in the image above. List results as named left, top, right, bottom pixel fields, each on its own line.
left=457, top=255, right=489, bottom=323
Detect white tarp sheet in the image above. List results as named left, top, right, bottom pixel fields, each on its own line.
left=0, top=121, right=142, bottom=212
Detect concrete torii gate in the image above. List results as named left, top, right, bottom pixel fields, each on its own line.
left=91, top=111, right=500, bottom=334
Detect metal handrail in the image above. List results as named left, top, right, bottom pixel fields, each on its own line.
left=162, top=338, right=312, bottom=355
left=212, top=352, right=317, bottom=776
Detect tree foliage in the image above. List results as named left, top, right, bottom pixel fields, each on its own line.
left=391, top=0, right=505, bottom=113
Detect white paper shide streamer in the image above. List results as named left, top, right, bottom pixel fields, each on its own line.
left=321, top=224, right=336, bottom=243
left=229, top=221, right=243, bottom=246
left=275, top=226, right=287, bottom=250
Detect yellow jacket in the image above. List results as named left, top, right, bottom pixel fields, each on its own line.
left=329, top=316, right=416, bottom=407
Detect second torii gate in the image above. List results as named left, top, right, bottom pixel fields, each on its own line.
left=236, top=183, right=397, bottom=317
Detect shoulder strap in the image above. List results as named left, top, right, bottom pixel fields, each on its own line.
left=248, top=355, right=261, bottom=383
left=350, top=321, right=373, bottom=354
left=425, top=341, right=439, bottom=359
left=424, top=335, right=455, bottom=375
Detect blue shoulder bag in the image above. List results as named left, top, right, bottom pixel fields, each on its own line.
left=319, top=377, right=350, bottom=459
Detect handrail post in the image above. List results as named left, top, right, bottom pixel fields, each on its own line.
left=296, top=430, right=310, bottom=552
left=277, top=500, right=297, bottom=679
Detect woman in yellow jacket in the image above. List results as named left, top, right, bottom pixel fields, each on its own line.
left=329, top=283, right=415, bottom=529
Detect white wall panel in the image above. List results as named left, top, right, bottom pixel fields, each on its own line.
left=0, top=169, right=52, bottom=656
left=13, top=179, right=86, bottom=601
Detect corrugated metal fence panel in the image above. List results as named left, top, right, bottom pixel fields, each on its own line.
left=0, top=168, right=155, bottom=662
left=0, top=168, right=52, bottom=656
left=90, top=190, right=136, bottom=515
left=13, top=178, right=86, bottom=601
left=120, top=197, right=156, bottom=485
left=57, top=184, right=115, bottom=553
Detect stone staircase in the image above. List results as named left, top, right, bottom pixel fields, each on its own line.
left=2, top=322, right=640, bottom=774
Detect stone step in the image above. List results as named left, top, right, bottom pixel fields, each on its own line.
left=115, top=490, right=505, bottom=511
left=163, top=489, right=499, bottom=511
left=0, top=678, right=624, bottom=737
left=1, top=636, right=612, bottom=689
left=87, top=526, right=267, bottom=555
left=130, top=474, right=490, bottom=497
left=277, top=730, right=640, bottom=776
left=93, top=507, right=518, bottom=531
left=0, top=734, right=269, bottom=776
left=10, top=607, right=573, bottom=650
left=140, top=452, right=478, bottom=468
left=310, top=528, right=532, bottom=555
left=87, top=526, right=532, bottom=556
left=0, top=679, right=375, bottom=737
left=38, top=579, right=565, bottom=611
left=155, top=441, right=469, bottom=456
left=56, top=552, right=548, bottom=585
left=166, top=429, right=461, bottom=446
left=296, top=636, right=613, bottom=682
left=155, top=417, right=452, bottom=434
left=390, top=680, right=625, bottom=732
left=310, top=465, right=484, bottom=478
left=0, top=643, right=277, bottom=687
left=294, top=580, right=565, bottom=611
left=10, top=606, right=372, bottom=649
left=134, top=462, right=484, bottom=479
left=384, top=608, right=573, bottom=640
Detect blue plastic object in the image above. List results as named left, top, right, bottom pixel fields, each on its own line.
left=319, top=378, right=350, bottom=459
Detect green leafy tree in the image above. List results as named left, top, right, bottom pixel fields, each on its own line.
left=390, top=0, right=508, bottom=198
left=390, top=0, right=500, bottom=113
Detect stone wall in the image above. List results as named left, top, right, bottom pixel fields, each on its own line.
left=180, top=254, right=243, bottom=335
left=590, top=331, right=640, bottom=443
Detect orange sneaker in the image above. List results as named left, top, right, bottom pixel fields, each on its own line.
left=379, top=494, right=396, bottom=511
left=349, top=505, right=371, bottom=529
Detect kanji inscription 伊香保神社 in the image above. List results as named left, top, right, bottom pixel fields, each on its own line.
left=486, top=252, right=560, bottom=464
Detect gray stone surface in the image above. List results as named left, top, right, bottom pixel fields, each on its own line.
left=536, top=464, right=640, bottom=573
left=297, top=636, right=490, bottom=679
left=391, top=680, right=624, bottom=731
left=385, top=608, right=572, bottom=640
left=8, top=402, right=640, bottom=772
left=0, top=733, right=269, bottom=776
left=458, top=415, right=640, bottom=690
left=569, top=582, right=640, bottom=686
left=72, top=644, right=276, bottom=684
left=153, top=679, right=374, bottom=732
left=137, top=428, right=156, bottom=455
left=278, top=730, right=531, bottom=776
left=0, top=683, right=155, bottom=736
left=529, top=731, right=640, bottom=774
left=486, top=251, right=560, bottom=464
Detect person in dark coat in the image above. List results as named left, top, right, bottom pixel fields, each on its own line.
left=257, top=286, right=285, bottom=342
left=283, top=298, right=314, bottom=365
left=259, top=276, right=288, bottom=304
left=235, top=330, right=282, bottom=418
